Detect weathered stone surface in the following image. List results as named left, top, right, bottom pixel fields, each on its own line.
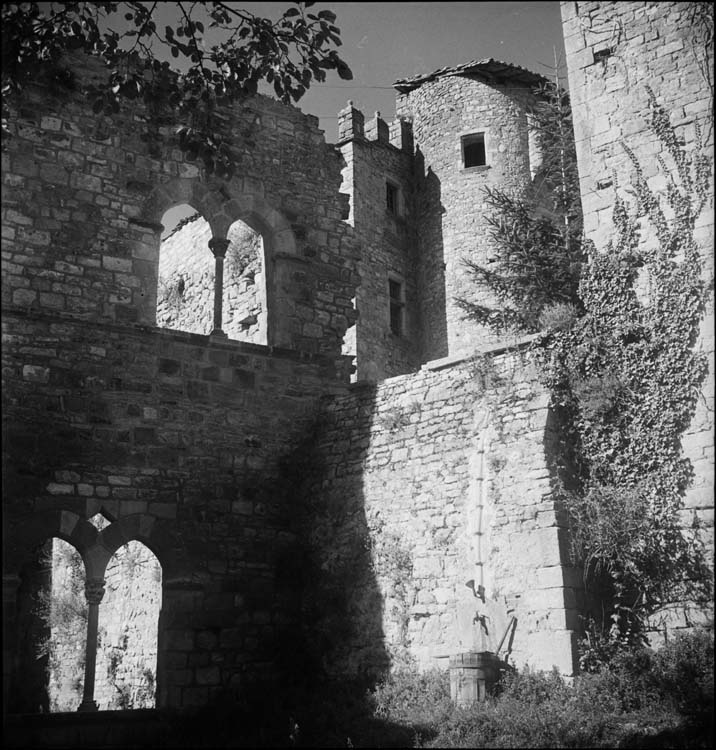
left=3, top=5, right=712, bottom=717
left=562, top=0, right=714, bottom=582
left=298, top=346, right=579, bottom=676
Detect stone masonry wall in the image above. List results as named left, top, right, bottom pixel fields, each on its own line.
left=562, top=0, right=715, bottom=606
left=396, top=75, right=540, bottom=361
left=2, top=49, right=365, bottom=709
left=157, top=215, right=267, bottom=344
left=300, top=343, right=580, bottom=677
left=1, top=50, right=359, bottom=356
left=3, top=313, right=351, bottom=709
left=338, top=107, right=419, bottom=381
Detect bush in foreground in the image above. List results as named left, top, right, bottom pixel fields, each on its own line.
left=160, top=627, right=713, bottom=747
left=371, top=628, right=714, bottom=749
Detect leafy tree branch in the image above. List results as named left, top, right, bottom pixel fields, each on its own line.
left=1, top=2, right=352, bottom=177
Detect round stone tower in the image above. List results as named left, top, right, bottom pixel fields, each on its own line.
left=395, top=60, right=546, bottom=360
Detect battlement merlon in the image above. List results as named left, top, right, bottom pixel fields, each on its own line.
left=337, top=101, right=413, bottom=153
left=364, top=111, right=389, bottom=143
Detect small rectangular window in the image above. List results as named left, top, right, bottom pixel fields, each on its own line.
left=389, top=278, right=404, bottom=336
left=386, top=182, right=398, bottom=214
left=593, top=47, right=613, bottom=64
left=462, top=133, right=486, bottom=168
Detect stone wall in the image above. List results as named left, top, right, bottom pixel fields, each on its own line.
left=338, top=107, right=420, bottom=381
left=2, top=44, right=598, bottom=715
left=2, top=312, right=351, bottom=709
left=561, top=0, right=715, bottom=612
left=2, top=48, right=366, bottom=709
left=1, top=50, right=359, bottom=356
left=396, top=75, right=541, bottom=360
left=157, top=215, right=267, bottom=344
left=298, top=342, right=580, bottom=677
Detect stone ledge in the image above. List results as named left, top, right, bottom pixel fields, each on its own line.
left=2, top=307, right=351, bottom=369
left=421, top=333, right=543, bottom=372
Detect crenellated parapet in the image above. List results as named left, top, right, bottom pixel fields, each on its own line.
left=337, top=101, right=413, bottom=154
left=364, top=111, right=389, bottom=144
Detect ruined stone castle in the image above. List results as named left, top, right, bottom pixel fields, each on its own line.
left=2, top=0, right=713, bottom=728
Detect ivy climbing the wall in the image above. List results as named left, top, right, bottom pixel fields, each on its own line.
left=540, top=87, right=713, bottom=652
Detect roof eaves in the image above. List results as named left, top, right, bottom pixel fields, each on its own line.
left=393, top=58, right=546, bottom=93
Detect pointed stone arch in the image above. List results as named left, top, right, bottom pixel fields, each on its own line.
left=4, top=511, right=95, bottom=713
left=141, top=178, right=300, bottom=347
left=5, top=510, right=97, bottom=577
left=4, top=511, right=187, bottom=712
left=95, top=513, right=181, bottom=582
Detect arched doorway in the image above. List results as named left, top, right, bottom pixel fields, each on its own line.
left=95, top=540, right=162, bottom=710
left=223, top=217, right=267, bottom=344
left=7, top=512, right=166, bottom=713
left=10, top=538, right=87, bottom=713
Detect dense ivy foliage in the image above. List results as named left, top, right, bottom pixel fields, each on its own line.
left=540, top=89, right=712, bottom=642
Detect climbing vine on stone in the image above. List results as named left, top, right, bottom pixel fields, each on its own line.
left=540, top=88, right=712, bottom=645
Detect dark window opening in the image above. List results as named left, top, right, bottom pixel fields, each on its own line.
left=462, top=134, right=486, bottom=168
left=389, top=278, right=404, bottom=336
left=386, top=182, right=398, bottom=214
left=593, top=47, right=613, bottom=64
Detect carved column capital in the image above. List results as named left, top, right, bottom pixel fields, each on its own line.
left=208, top=237, right=230, bottom=258
left=84, top=578, right=105, bottom=605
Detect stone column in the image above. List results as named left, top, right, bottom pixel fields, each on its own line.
left=77, top=577, right=105, bottom=712
left=209, top=237, right=230, bottom=336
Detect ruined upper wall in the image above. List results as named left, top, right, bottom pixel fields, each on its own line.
left=1, top=50, right=359, bottom=357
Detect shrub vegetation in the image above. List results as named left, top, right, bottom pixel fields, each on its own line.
left=157, top=628, right=712, bottom=747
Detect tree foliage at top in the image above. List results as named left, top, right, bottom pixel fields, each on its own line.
left=458, top=76, right=585, bottom=334
left=1, top=1, right=352, bottom=177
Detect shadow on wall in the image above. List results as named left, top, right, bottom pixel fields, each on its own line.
left=10, top=545, right=53, bottom=714
left=416, top=148, right=448, bottom=362
left=242, top=384, right=392, bottom=735
left=279, top=387, right=389, bottom=680
left=131, top=386, right=398, bottom=748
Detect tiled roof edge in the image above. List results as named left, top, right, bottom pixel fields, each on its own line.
left=394, top=58, right=547, bottom=92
